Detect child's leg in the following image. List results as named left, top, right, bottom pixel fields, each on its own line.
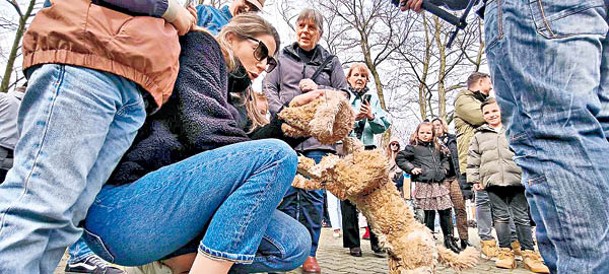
left=424, top=210, right=436, bottom=231
left=508, top=187, right=535, bottom=251
left=0, top=64, right=146, bottom=273
left=476, top=189, right=495, bottom=241
left=487, top=188, right=513, bottom=248
left=438, top=208, right=454, bottom=238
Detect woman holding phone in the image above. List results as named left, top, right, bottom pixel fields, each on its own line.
left=341, top=62, right=392, bottom=257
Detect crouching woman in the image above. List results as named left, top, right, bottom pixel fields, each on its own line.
left=81, top=14, right=313, bottom=274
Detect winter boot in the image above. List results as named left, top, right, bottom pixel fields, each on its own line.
left=522, top=250, right=550, bottom=273
left=480, top=239, right=499, bottom=260
left=511, top=240, right=523, bottom=261
left=460, top=239, right=471, bottom=250
left=444, top=236, right=462, bottom=253
left=495, top=248, right=516, bottom=269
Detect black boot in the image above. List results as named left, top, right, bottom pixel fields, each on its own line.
left=438, top=209, right=461, bottom=253
left=444, top=236, right=462, bottom=253
left=460, top=239, right=471, bottom=250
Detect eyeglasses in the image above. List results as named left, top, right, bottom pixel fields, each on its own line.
left=244, top=36, right=277, bottom=73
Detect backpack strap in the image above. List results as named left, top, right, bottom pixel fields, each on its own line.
left=310, top=55, right=335, bottom=83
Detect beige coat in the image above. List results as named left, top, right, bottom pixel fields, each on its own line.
left=466, top=125, right=522, bottom=189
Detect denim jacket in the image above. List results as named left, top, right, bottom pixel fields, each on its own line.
left=349, top=88, right=391, bottom=146
left=196, top=5, right=232, bottom=35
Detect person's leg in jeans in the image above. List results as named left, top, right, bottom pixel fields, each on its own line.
left=475, top=190, right=494, bottom=241
left=67, top=237, right=124, bottom=273
left=509, top=216, right=518, bottom=243
left=84, top=140, right=308, bottom=272
left=448, top=178, right=469, bottom=245
left=0, top=64, right=146, bottom=273
left=485, top=1, right=609, bottom=271
left=487, top=188, right=513, bottom=249
left=508, top=187, right=535, bottom=252
left=279, top=150, right=327, bottom=258
left=155, top=210, right=311, bottom=274
left=67, top=238, right=95, bottom=265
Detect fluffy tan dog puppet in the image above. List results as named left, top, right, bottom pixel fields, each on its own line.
left=292, top=138, right=479, bottom=273
left=278, top=90, right=354, bottom=145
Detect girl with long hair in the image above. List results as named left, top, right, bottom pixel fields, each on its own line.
left=396, top=121, right=461, bottom=253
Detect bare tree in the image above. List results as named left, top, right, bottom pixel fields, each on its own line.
left=391, top=10, right=485, bottom=122
left=1, top=0, right=40, bottom=93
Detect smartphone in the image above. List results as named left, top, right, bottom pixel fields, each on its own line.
left=362, top=94, right=372, bottom=105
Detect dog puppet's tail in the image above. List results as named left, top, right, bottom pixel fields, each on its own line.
left=437, top=246, right=479, bottom=271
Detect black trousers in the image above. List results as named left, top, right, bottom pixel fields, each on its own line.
left=423, top=208, right=453, bottom=239
left=0, top=169, right=6, bottom=183
left=341, top=199, right=381, bottom=251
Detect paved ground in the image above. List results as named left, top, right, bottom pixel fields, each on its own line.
left=56, top=227, right=535, bottom=274
left=285, top=228, right=533, bottom=274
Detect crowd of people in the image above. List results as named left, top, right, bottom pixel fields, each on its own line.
left=0, top=0, right=606, bottom=273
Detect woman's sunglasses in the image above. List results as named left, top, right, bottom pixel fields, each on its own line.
left=244, top=36, right=277, bottom=73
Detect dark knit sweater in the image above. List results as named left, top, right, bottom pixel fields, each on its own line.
left=108, top=31, right=300, bottom=186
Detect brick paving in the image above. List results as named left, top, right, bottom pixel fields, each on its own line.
left=286, top=228, right=532, bottom=274
left=56, top=227, right=535, bottom=274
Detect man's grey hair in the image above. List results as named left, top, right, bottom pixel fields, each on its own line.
left=296, top=8, right=324, bottom=36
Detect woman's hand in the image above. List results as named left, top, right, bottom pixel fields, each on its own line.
left=290, top=89, right=325, bottom=107
left=356, top=101, right=374, bottom=120
left=299, top=79, right=318, bottom=93
left=411, top=167, right=422, bottom=175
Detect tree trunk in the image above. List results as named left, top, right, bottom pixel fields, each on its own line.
left=434, top=16, right=447, bottom=120
left=1, top=0, right=36, bottom=93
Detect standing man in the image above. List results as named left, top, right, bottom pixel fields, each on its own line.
left=453, top=72, right=503, bottom=259
left=400, top=0, right=609, bottom=272
left=196, top=0, right=265, bottom=35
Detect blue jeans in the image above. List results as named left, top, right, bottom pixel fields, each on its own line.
left=485, top=0, right=609, bottom=272
left=278, top=150, right=328, bottom=257
left=68, top=237, right=95, bottom=264
left=487, top=186, right=535, bottom=251
left=83, top=140, right=310, bottom=272
left=475, top=190, right=494, bottom=241
left=476, top=189, right=517, bottom=242
left=0, top=64, right=146, bottom=274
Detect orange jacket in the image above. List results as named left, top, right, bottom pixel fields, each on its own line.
left=21, top=0, right=180, bottom=109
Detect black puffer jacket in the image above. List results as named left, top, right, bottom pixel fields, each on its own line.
left=438, top=133, right=459, bottom=177
left=396, top=142, right=449, bottom=183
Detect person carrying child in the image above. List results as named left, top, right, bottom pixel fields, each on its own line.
left=467, top=98, right=549, bottom=273
left=396, top=121, right=461, bottom=253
